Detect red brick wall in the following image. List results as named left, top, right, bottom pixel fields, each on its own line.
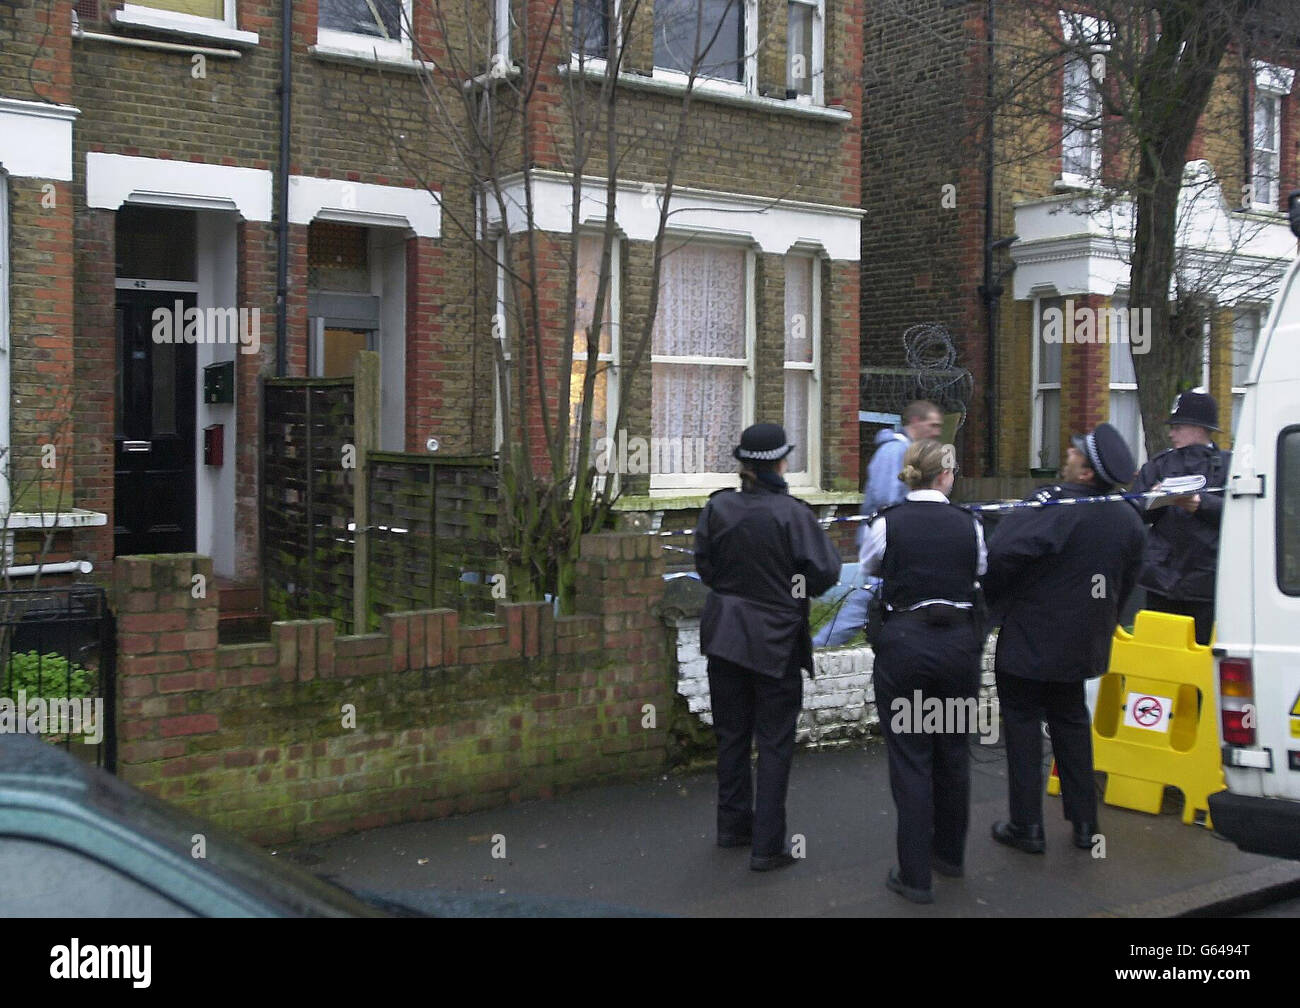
left=112, top=533, right=671, bottom=844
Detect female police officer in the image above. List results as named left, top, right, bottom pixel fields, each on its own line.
left=861, top=438, right=986, bottom=903
left=694, top=423, right=842, bottom=871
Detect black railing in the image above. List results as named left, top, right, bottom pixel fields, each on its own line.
left=0, top=586, right=116, bottom=773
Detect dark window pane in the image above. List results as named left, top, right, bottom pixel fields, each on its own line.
left=574, top=0, right=608, bottom=57
left=655, top=0, right=743, bottom=81
left=319, top=0, right=400, bottom=39
left=1280, top=429, right=1300, bottom=595
left=115, top=207, right=196, bottom=282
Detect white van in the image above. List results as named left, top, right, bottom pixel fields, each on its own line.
left=1207, top=192, right=1300, bottom=860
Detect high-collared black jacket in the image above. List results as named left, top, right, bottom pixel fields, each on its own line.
left=694, top=482, right=842, bottom=679
left=984, top=482, right=1146, bottom=682
left=1131, top=443, right=1231, bottom=603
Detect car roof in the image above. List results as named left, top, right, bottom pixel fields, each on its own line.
left=0, top=734, right=382, bottom=917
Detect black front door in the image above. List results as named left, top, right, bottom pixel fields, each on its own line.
left=114, top=289, right=197, bottom=556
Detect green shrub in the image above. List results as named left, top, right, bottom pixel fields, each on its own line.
left=1, top=651, right=97, bottom=699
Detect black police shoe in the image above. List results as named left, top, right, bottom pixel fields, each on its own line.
left=931, top=854, right=963, bottom=878
left=1072, top=822, right=1097, bottom=850
left=887, top=868, right=935, bottom=904
left=750, top=850, right=797, bottom=872
left=717, top=832, right=752, bottom=848
left=992, top=820, right=1046, bottom=854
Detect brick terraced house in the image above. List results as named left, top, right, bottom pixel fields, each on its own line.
left=862, top=1, right=1298, bottom=498
left=0, top=0, right=864, bottom=608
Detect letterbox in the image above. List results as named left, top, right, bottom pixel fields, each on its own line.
left=203, top=360, right=235, bottom=404
left=204, top=424, right=224, bottom=466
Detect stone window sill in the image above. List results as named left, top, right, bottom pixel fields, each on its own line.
left=309, top=43, right=434, bottom=74
left=112, top=7, right=259, bottom=47
left=6, top=509, right=109, bottom=530
left=559, top=57, right=851, bottom=123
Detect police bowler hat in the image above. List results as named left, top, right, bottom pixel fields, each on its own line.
left=1165, top=390, right=1220, bottom=432
left=733, top=422, right=795, bottom=462
left=1070, top=421, right=1136, bottom=487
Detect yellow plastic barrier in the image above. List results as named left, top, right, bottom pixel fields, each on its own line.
left=1046, top=610, right=1225, bottom=828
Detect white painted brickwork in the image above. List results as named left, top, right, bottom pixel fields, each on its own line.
left=673, top=619, right=997, bottom=747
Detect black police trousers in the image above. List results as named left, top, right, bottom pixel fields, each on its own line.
left=873, top=609, right=982, bottom=891
left=707, top=654, right=802, bottom=858
left=996, top=671, right=1098, bottom=829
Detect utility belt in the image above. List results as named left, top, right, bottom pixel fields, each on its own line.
left=868, top=591, right=987, bottom=643
left=892, top=601, right=976, bottom=628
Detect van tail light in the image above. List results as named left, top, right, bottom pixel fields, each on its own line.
left=1220, top=658, right=1256, bottom=747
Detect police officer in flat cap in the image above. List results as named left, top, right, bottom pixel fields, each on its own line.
left=984, top=422, right=1145, bottom=854
left=693, top=423, right=842, bottom=871
left=1130, top=391, right=1232, bottom=645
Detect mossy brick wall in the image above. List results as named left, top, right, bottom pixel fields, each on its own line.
left=112, top=533, right=671, bottom=845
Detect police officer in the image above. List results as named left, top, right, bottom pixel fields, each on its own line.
left=985, top=422, right=1145, bottom=854
left=1131, top=391, right=1231, bottom=646
left=814, top=401, right=943, bottom=647
left=694, top=423, right=842, bottom=871
left=861, top=438, right=986, bottom=903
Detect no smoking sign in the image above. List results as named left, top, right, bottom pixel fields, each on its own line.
left=1123, top=692, right=1173, bottom=732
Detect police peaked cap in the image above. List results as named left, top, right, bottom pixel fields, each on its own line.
left=1165, top=390, right=1220, bottom=432
left=733, top=422, right=795, bottom=462
left=1070, top=422, right=1136, bottom=487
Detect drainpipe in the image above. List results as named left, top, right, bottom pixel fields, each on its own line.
left=275, top=0, right=292, bottom=377
left=980, top=0, right=997, bottom=477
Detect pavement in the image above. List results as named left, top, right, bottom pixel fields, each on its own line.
left=288, top=737, right=1300, bottom=917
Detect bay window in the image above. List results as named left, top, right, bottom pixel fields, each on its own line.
left=1033, top=297, right=1063, bottom=470
left=651, top=242, right=754, bottom=489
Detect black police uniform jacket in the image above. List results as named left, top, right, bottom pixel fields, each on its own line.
left=694, top=481, right=842, bottom=679
left=984, top=482, right=1145, bottom=683
left=1130, top=443, right=1231, bottom=603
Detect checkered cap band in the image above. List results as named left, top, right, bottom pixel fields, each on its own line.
left=737, top=444, right=793, bottom=461
left=1085, top=431, right=1116, bottom=486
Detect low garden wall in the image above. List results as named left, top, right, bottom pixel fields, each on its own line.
left=112, top=533, right=671, bottom=845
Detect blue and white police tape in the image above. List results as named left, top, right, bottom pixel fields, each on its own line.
left=650, top=475, right=1219, bottom=547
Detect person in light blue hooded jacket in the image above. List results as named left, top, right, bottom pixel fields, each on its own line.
left=812, top=401, right=943, bottom=646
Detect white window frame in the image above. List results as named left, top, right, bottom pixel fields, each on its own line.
left=1105, top=296, right=1146, bottom=467
left=572, top=0, right=622, bottom=66
left=785, top=0, right=824, bottom=106
left=650, top=239, right=756, bottom=493
left=493, top=236, right=512, bottom=453
left=1252, top=61, right=1295, bottom=211
left=1231, top=305, right=1264, bottom=432
left=572, top=232, right=621, bottom=494
left=115, top=0, right=258, bottom=45
left=316, top=0, right=413, bottom=61
left=1060, top=53, right=1102, bottom=186
left=1252, top=91, right=1283, bottom=211
left=1031, top=295, right=1063, bottom=471
left=783, top=252, right=820, bottom=489
left=651, top=0, right=758, bottom=100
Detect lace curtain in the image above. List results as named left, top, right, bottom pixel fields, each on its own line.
left=652, top=244, right=746, bottom=473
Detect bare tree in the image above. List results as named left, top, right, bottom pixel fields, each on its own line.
left=354, top=0, right=768, bottom=610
